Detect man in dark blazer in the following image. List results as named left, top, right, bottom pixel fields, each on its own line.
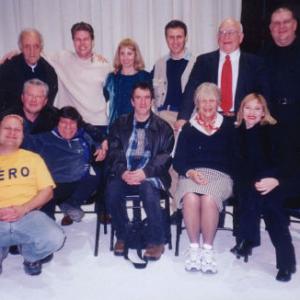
left=0, top=29, right=58, bottom=111
left=176, top=18, right=269, bottom=129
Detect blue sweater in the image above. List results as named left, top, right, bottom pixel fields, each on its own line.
left=103, top=70, right=151, bottom=126
left=173, top=118, right=234, bottom=176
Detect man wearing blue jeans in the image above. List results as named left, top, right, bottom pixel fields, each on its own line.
left=105, top=82, right=174, bottom=261
left=0, top=114, right=65, bottom=276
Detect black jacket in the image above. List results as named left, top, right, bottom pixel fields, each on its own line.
left=106, top=112, right=175, bottom=189
left=0, top=54, right=58, bottom=110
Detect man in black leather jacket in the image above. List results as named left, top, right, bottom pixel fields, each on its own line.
left=105, top=82, right=174, bottom=261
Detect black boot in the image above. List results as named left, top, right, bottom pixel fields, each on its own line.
left=276, top=265, right=296, bottom=282
left=230, top=240, right=253, bottom=263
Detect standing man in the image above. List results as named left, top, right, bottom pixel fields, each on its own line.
left=106, top=82, right=174, bottom=261
left=0, top=114, right=65, bottom=276
left=47, top=22, right=111, bottom=141
left=152, top=20, right=196, bottom=207
left=176, top=18, right=269, bottom=129
left=0, top=29, right=58, bottom=111
left=261, top=6, right=300, bottom=162
left=153, top=20, right=196, bottom=129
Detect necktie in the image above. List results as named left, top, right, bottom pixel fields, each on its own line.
left=221, top=55, right=233, bottom=114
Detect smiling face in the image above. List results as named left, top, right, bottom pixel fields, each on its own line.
left=73, top=30, right=93, bottom=59
left=166, top=27, right=187, bottom=59
left=242, top=99, right=265, bottom=129
left=218, top=19, right=244, bottom=54
left=197, top=97, right=219, bottom=120
left=119, top=46, right=135, bottom=70
left=270, top=9, right=297, bottom=47
left=0, top=116, right=23, bottom=151
left=21, top=84, right=48, bottom=120
left=57, top=117, right=78, bottom=140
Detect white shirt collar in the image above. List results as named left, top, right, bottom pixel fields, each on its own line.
left=219, top=48, right=240, bottom=61
left=190, top=112, right=224, bottom=136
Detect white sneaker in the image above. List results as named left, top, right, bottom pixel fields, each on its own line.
left=184, top=246, right=201, bottom=272
left=200, top=248, right=217, bottom=274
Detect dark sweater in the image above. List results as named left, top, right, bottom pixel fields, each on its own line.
left=234, top=123, right=278, bottom=187
left=163, top=58, right=188, bottom=111
left=0, top=54, right=58, bottom=110
left=173, top=118, right=234, bottom=176
left=261, top=37, right=300, bottom=112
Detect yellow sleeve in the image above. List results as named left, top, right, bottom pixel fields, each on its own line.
left=35, top=154, right=56, bottom=190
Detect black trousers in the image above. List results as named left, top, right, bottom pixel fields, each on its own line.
left=106, top=178, right=164, bottom=245
left=41, top=170, right=101, bottom=219
left=236, top=186, right=296, bottom=271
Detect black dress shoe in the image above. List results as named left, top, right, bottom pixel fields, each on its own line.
left=61, top=215, right=73, bottom=226
left=230, top=240, right=253, bottom=263
left=276, top=269, right=292, bottom=282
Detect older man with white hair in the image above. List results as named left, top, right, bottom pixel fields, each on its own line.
left=176, top=18, right=269, bottom=129
left=0, top=29, right=58, bottom=111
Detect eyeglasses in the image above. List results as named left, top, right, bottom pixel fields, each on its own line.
left=24, top=93, right=46, bottom=101
left=218, top=30, right=240, bottom=36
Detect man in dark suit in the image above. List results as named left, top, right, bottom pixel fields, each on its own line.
left=176, top=18, right=269, bottom=129
left=0, top=29, right=58, bottom=111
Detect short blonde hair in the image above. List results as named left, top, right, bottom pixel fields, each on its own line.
left=194, top=82, right=221, bottom=109
left=113, top=38, right=145, bottom=72
left=236, top=93, right=277, bottom=127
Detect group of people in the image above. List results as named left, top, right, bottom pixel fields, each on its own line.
left=0, top=5, right=299, bottom=283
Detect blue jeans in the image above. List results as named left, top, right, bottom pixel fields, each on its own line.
left=106, top=178, right=164, bottom=245
left=0, top=211, right=65, bottom=262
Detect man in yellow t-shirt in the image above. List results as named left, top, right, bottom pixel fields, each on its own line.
left=0, top=114, right=65, bottom=276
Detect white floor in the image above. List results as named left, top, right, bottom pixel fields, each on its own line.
left=1, top=211, right=300, bottom=300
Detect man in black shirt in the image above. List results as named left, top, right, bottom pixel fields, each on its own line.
left=261, top=6, right=300, bottom=182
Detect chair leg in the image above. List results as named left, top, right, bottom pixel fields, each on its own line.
left=218, top=207, right=226, bottom=229
left=167, top=198, right=172, bottom=249
left=94, top=213, right=101, bottom=256
left=175, top=211, right=183, bottom=256
left=110, top=225, right=115, bottom=251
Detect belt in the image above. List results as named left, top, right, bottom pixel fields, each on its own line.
left=220, top=111, right=235, bottom=117
left=276, top=98, right=296, bottom=105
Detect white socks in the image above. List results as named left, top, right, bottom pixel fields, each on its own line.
left=202, top=243, right=213, bottom=250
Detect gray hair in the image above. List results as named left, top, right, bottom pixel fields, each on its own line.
left=23, top=78, right=49, bottom=97
left=194, top=82, right=221, bottom=108
left=18, top=28, right=44, bottom=50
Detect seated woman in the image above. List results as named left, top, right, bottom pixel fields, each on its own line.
left=173, top=82, right=234, bottom=273
left=103, top=38, right=151, bottom=126
left=231, top=93, right=296, bottom=282
left=26, top=106, right=107, bottom=225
